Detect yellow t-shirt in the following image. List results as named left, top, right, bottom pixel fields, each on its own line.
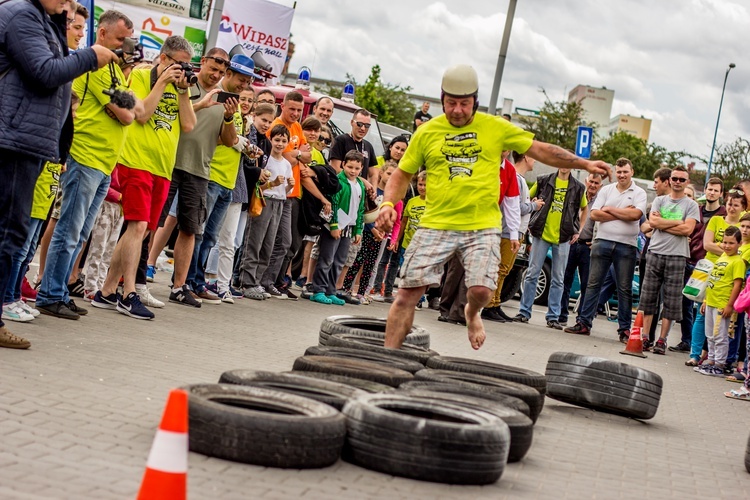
left=399, top=113, right=534, bottom=231
left=402, top=196, right=427, bottom=249
left=69, top=64, right=130, bottom=174
left=705, top=216, right=739, bottom=263
left=529, top=178, right=588, bottom=244
left=31, top=162, right=62, bottom=219
left=119, top=67, right=182, bottom=180
left=740, top=242, right=750, bottom=264
left=706, top=253, right=745, bottom=309
left=209, top=110, right=243, bottom=190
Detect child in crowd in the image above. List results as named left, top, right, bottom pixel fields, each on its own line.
left=238, top=124, right=294, bottom=300
left=82, top=167, right=123, bottom=301
left=370, top=161, right=404, bottom=301
left=740, top=213, right=750, bottom=264
left=698, top=226, right=745, bottom=377
left=311, top=151, right=365, bottom=305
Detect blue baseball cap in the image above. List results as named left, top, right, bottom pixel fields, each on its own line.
left=230, top=54, right=255, bottom=77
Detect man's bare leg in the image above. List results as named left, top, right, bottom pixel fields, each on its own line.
left=658, top=318, right=672, bottom=341
left=172, top=230, right=195, bottom=288
left=384, top=286, right=427, bottom=349
left=306, top=257, right=317, bottom=284
left=147, top=215, right=177, bottom=267
left=101, top=221, right=148, bottom=296
left=300, top=241, right=312, bottom=281
left=465, top=286, right=492, bottom=350
left=35, top=218, right=57, bottom=284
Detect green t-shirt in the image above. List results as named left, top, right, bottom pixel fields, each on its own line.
left=705, top=216, right=739, bottom=263
left=740, top=242, right=750, bottom=264
left=119, top=67, right=182, bottom=180
left=31, top=162, right=62, bottom=220
left=529, top=177, right=588, bottom=244
left=209, top=110, right=243, bottom=190
left=69, top=64, right=130, bottom=174
left=706, top=253, right=745, bottom=309
left=398, top=113, right=534, bottom=231
left=402, top=196, right=427, bottom=249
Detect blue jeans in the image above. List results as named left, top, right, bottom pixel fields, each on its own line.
left=690, top=311, right=706, bottom=361
left=579, top=239, right=637, bottom=332
left=560, top=241, right=590, bottom=323
left=0, top=150, right=44, bottom=327
left=4, top=218, right=44, bottom=304
left=189, top=181, right=232, bottom=290
left=519, top=237, right=569, bottom=321
left=37, top=158, right=110, bottom=306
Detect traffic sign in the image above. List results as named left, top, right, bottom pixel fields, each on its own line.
left=576, top=126, right=593, bottom=159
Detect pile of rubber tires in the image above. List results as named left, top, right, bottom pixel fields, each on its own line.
left=184, top=315, right=546, bottom=485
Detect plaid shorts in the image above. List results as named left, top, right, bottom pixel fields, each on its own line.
left=399, top=228, right=501, bottom=290
left=639, top=252, right=686, bottom=320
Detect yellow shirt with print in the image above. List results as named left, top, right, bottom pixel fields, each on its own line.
left=398, top=113, right=534, bottom=231
left=69, top=64, right=130, bottom=175
left=740, top=242, right=750, bottom=264
left=706, top=253, right=745, bottom=309
left=209, top=109, right=243, bottom=190
left=31, top=162, right=62, bottom=220
left=119, top=67, right=182, bottom=180
left=402, top=196, right=427, bottom=249
left=705, top=216, right=739, bottom=263
left=529, top=178, right=588, bottom=244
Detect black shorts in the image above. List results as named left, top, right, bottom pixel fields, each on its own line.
left=159, top=169, right=208, bottom=235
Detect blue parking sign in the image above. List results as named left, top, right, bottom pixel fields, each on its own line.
left=576, top=126, right=593, bottom=159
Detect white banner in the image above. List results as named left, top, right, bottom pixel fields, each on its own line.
left=95, top=1, right=208, bottom=63
left=116, top=0, right=210, bottom=20
left=214, top=0, right=295, bottom=80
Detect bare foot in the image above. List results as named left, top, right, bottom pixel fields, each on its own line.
left=464, top=304, right=486, bottom=350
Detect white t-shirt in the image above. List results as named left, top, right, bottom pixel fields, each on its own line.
left=591, top=182, right=648, bottom=247
left=264, top=155, right=293, bottom=200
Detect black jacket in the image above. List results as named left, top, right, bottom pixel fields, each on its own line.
left=528, top=172, right=585, bottom=244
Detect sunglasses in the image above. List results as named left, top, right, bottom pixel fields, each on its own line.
left=729, top=189, right=744, bottom=195
left=320, top=137, right=332, bottom=145
left=670, top=177, right=689, bottom=183
left=204, top=56, right=230, bottom=67
left=354, top=121, right=371, bottom=129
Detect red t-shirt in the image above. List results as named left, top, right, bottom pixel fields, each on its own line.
left=498, top=158, right=520, bottom=203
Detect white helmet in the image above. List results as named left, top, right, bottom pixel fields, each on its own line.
left=441, top=65, right=479, bottom=97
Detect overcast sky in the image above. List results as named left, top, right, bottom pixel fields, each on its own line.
left=278, top=0, right=747, bottom=165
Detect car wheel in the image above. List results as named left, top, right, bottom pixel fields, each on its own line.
left=533, top=260, right=552, bottom=306
left=500, top=268, right=523, bottom=302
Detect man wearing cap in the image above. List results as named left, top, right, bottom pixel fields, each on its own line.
left=376, top=64, right=611, bottom=350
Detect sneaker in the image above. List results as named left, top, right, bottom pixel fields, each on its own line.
left=564, top=323, right=590, bottom=335
left=169, top=285, right=202, bottom=308
left=383, top=293, right=395, bottom=304
left=512, top=314, right=529, bottom=323
left=652, top=339, right=666, bottom=355
left=217, top=290, right=235, bottom=304
left=618, top=329, right=630, bottom=344
left=66, top=299, right=87, bottom=316
left=265, top=284, right=286, bottom=299
left=668, top=341, right=691, bottom=352
left=195, top=286, right=222, bottom=305
left=17, top=300, right=39, bottom=318
left=21, top=277, right=37, bottom=302
left=310, top=292, right=333, bottom=304
left=328, top=294, right=346, bottom=306
left=92, top=290, right=119, bottom=310
left=187, top=289, right=203, bottom=303
left=283, top=287, right=298, bottom=301
left=371, top=294, right=386, bottom=303
left=558, top=317, right=568, bottom=326
left=292, top=277, right=306, bottom=290
left=67, top=278, right=85, bottom=298
left=83, top=290, right=96, bottom=302
left=136, top=286, right=165, bottom=308
left=481, top=307, right=506, bottom=323
left=2, top=302, right=34, bottom=322
left=229, top=286, right=243, bottom=299
left=37, top=301, right=80, bottom=320
left=300, top=283, right=314, bottom=300
left=0, top=325, right=30, bottom=349
left=428, top=297, right=441, bottom=311
left=547, top=320, right=564, bottom=330
left=438, top=315, right=467, bottom=326
left=281, top=275, right=292, bottom=289
left=146, top=265, right=156, bottom=282
left=117, top=292, right=155, bottom=320
left=243, top=285, right=267, bottom=301
left=699, top=365, right=725, bottom=377
left=694, top=364, right=713, bottom=373
left=642, top=339, right=654, bottom=351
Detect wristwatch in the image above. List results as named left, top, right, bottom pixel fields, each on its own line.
left=176, top=87, right=188, bottom=95
left=295, top=150, right=302, bottom=162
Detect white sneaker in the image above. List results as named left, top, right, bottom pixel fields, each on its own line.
left=217, top=290, right=235, bottom=304
left=371, top=294, right=386, bottom=303
left=18, top=300, right=40, bottom=317
left=2, top=302, right=34, bottom=322
left=136, top=286, right=165, bottom=308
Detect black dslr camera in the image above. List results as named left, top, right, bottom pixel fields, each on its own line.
left=113, top=37, right=144, bottom=65
left=176, top=62, right=198, bottom=85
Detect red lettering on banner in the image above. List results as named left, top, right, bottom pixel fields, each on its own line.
left=233, top=23, right=253, bottom=40
left=256, top=32, right=268, bottom=45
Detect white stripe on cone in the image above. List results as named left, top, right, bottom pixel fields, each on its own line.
left=145, top=429, right=188, bottom=473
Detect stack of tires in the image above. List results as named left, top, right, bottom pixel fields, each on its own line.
left=185, top=315, right=547, bottom=485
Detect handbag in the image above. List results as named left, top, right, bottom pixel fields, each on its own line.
left=733, top=276, right=750, bottom=314
left=249, top=183, right=266, bottom=218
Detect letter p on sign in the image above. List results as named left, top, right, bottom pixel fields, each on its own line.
left=576, top=126, right=592, bottom=159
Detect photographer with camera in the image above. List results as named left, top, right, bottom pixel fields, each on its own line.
left=93, top=36, right=198, bottom=320
left=36, top=10, right=137, bottom=322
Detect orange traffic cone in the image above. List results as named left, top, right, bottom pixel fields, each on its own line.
left=620, top=311, right=647, bottom=358
left=137, top=389, right=189, bottom=500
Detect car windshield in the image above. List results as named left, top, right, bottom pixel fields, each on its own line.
left=327, top=107, right=385, bottom=158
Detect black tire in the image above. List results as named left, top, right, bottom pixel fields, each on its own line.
left=544, top=352, right=663, bottom=420
left=184, top=384, right=345, bottom=468
left=320, top=315, right=430, bottom=348
left=293, top=355, right=414, bottom=387
left=304, top=346, right=425, bottom=373
left=396, top=389, right=533, bottom=462
left=398, top=381, right=530, bottom=418
left=425, top=356, right=547, bottom=395
left=326, top=334, right=439, bottom=364
left=285, top=371, right=393, bottom=393
left=414, top=369, right=544, bottom=422
left=343, top=393, right=510, bottom=484
left=500, top=268, right=523, bottom=303
left=218, top=370, right=366, bottom=410
left=534, top=259, right=552, bottom=306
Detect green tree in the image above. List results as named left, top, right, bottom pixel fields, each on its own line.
left=593, top=131, right=689, bottom=179
left=518, top=91, right=592, bottom=152
left=701, top=137, right=750, bottom=188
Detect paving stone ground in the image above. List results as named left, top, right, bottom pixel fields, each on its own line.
left=2, top=272, right=749, bottom=499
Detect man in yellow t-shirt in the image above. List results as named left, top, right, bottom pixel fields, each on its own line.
left=376, top=65, right=611, bottom=351
left=94, top=36, right=197, bottom=320
left=37, top=11, right=137, bottom=321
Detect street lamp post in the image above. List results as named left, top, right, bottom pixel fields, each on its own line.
left=705, top=63, right=736, bottom=184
